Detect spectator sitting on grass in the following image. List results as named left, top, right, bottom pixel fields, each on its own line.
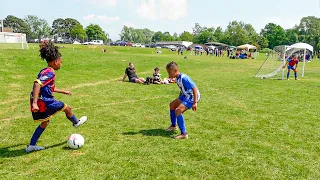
left=122, top=62, right=146, bottom=84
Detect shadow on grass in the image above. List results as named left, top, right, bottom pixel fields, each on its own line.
left=0, top=141, right=66, bottom=158
left=123, top=128, right=175, bottom=138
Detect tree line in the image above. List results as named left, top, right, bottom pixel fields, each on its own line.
left=3, top=15, right=320, bottom=51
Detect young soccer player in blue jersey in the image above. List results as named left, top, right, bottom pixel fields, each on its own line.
left=26, top=42, right=87, bottom=153
left=165, top=62, right=200, bottom=139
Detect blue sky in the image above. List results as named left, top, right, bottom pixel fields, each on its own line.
left=1, top=0, right=320, bottom=40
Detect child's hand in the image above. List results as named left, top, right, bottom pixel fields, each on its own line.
left=32, top=103, right=39, bottom=112
left=64, top=91, right=72, bottom=96
left=192, top=103, right=197, bottom=111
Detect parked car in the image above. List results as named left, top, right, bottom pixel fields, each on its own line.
left=132, top=43, right=142, bottom=47
left=141, top=45, right=146, bottom=48
left=118, top=41, right=127, bottom=46
left=88, top=40, right=104, bottom=45
left=73, top=41, right=81, bottom=45
left=126, top=42, right=132, bottom=46
left=110, top=42, right=118, bottom=46
left=150, top=44, right=157, bottom=48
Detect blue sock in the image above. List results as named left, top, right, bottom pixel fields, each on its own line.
left=177, top=114, right=187, bottom=134
left=30, top=125, right=45, bottom=146
left=287, top=72, right=290, bottom=79
left=294, top=72, right=297, bottom=79
left=67, top=115, right=79, bottom=125
left=170, top=110, right=177, bottom=126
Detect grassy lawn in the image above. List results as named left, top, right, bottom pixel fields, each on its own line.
left=1, top=44, right=320, bottom=179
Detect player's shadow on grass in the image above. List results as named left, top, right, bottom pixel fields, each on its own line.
left=123, top=129, right=175, bottom=138
left=0, top=141, right=66, bottom=158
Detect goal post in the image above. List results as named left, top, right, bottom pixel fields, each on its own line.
left=0, top=32, right=29, bottom=49
left=254, top=45, right=307, bottom=80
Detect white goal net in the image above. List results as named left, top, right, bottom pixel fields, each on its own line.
left=0, top=32, right=29, bottom=49
left=254, top=45, right=307, bottom=80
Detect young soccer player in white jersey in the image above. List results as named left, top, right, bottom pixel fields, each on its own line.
left=165, top=61, right=200, bottom=139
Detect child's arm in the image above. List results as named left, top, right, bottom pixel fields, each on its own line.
left=122, top=74, right=127, bottom=82
left=54, top=88, right=72, bottom=95
left=192, top=87, right=198, bottom=111
left=282, top=61, right=288, bottom=68
left=31, top=83, right=41, bottom=112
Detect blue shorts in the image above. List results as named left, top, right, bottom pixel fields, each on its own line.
left=129, top=77, right=137, bottom=83
left=30, top=100, right=67, bottom=122
left=179, top=95, right=198, bottom=109
left=288, top=66, right=296, bottom=71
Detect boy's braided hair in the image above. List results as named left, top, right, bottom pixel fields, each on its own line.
left=39, top=42, right=61, bottom=63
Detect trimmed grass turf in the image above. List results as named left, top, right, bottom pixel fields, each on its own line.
left=1, top=44, right=320, bottom=179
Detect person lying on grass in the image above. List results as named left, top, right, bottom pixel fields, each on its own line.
left=122, top=62, right=146, bottom=84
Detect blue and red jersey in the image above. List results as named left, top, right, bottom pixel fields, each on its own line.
left=30, top=67, right=56, bottom=104
left=288, top=58, right=299, bottom=67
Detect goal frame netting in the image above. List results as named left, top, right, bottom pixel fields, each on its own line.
left=0, top=32, right=29, bottom=49
left=254, top=45, right=307, bottom=80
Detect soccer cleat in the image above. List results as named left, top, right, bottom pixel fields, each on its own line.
left=26, top=145, right=45, bottom=153
left=166, top=126, right=178, bottom=132
left=73, top=116, right=87, bottom=128
left=295, top=78, right=299, bottom=80
left=172, top=133, right=189, bottom=139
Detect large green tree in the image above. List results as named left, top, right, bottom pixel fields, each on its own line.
left=223, top=21, right=250, bottom=46
left=85, top=24, right=106, bottom=41
left=152, top=31, right=164, bottom=42
left=296, top=16, right=320, bottom=51
left=213, top=27, right=224, bottom=42
left=52, top=18, right=83, bottom=39
left=285, top=28, right=299, bottom=45
left=179, top=31, right=193, bottom=42
left=3, top=15, right=31, bottom=37
left=163, top=32, right=174, bottom=41
left=260, top=23, right=287, bottom=49
left=24, top=15, right=51, bottom=39
left=195, top=30, right=215, bottom=44
left=70, top=23, right=86, bottom=40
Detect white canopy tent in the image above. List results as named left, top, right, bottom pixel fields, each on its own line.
left=236, top=44, right=257, bottom=51
left=290, top=43, right=313, bottom=53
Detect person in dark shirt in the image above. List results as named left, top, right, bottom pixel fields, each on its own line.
left=122, top=62, right=145, bottom=83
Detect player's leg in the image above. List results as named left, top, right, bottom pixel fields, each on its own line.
left=26, top=120, right=50, bottom=153
left=173, top=103, right=189, bottom=139
left=293, top=68, right=298, bottom=80
left=63, top=105, right=87, bottom=128
left=287, top=68, right=291, bottom=79
left=166, top=98, right=182, bottom=131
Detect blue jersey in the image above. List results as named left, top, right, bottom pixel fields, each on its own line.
left=176, top=73, right=200, bottom=103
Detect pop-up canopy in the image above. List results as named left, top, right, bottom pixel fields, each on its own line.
left=236, top=44, right=257, bottom=51
left=290, top=43, right=313, bottom=53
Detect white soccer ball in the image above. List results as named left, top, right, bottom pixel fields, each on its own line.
left=67, top=134, right=85, bottom=149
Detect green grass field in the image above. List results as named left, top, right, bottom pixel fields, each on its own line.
left=1, top=44, right=320, bottom=179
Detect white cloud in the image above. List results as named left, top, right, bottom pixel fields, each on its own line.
left=90, top=0, right=117, bottom=7
left=159, top=0, right=187, bottom=20
left=136, top=0, right=157, bottom=20
left=84, top=14, right=96, bottom=20
left=83, top=14, right=120, bottom=24
left=97, top=15, right=120, bottom=24
left=136, top=0, right=188, bottom=21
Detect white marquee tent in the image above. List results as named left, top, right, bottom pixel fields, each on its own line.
left=236, top=44, right=257, bottom=51
left=290, top=42, right=313, bottom=53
